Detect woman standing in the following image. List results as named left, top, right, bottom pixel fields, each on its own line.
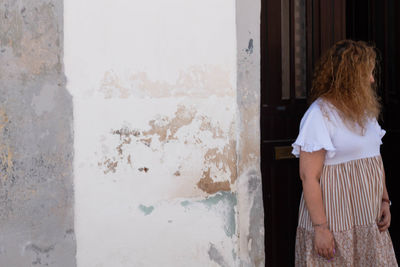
left=292, top=40, right=398, bottom=266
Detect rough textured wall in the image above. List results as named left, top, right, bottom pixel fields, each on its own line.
left=65, top=0, right=239, bottom=266
left=236, top=0, right=265, bottom=266
left=0, top=0, right=75, bottom=266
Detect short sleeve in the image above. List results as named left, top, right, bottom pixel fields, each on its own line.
left=374, top=119, right=386, bottom=144
left=291, top=102, right=336, bottom=158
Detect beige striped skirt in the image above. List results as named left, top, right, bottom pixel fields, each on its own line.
left=295, top=156, right=398, bottom=266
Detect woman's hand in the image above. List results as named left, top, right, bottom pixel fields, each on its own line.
left=378, top=202, right=391, bottom=232
left=314, top=225, right=335, bottom=260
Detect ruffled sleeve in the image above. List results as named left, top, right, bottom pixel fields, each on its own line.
left=291, top=102, right=336, bottom=158
left=374, top=119, right=386, bottom=144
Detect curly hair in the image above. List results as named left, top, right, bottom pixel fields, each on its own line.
left=309, top=40, right=381, bottom=132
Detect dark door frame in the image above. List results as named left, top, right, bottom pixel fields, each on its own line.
left=261, top=0, right=345, bottom=265
left=346, top=0, right=400, bottom=261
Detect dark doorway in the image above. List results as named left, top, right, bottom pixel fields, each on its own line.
left=347, top=0, right=400, bottom=261
left=261, top=0, right=345, bottom=265
left=261, top=0, right=399, bottom=266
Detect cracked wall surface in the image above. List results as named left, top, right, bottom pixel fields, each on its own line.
left=65, top=0, right=240, bottom=266
left=0, top=0, right=75, bottom=266
left=1, top=0, right=264, bottom=266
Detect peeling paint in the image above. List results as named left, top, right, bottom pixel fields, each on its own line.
left=99, top=65, right=234, bottom=99
left=116, top=137, right=131, bottom=156
left=205, top=140, right=237, bottom=184
left=101, top=158, right=118, bottom=174
left=138, top=167, right=149, bottom=173
left=98, top=127, right=140, bottom=173
left=142, top=105, right=196, bottom=143
left=100, top=70, right=130, bottom=99
left=197, top=168, right=231, bottom=194
left=200, top=117, right=224, bottom=139
left=238, top=106, right=259, bottom=174
left=179, top=192, right=237, bottom=237
left=180, top=200, right=190, bottom=207
left=112, top=128, right=140, bottom=138
left=197, top=138, right=237, bottom=194
left=199, top=191, right=236, bottom=207
left=98, top=104, right=236, bottom=191
left=68, top=0, right=239, bottom=265
left=138, top=204, right=154, bottom=215
left=140, top=137, right=152, bottom=147
left=98, top=105, right=197, bottom=174
left=200, top=192, right=237, bottom=237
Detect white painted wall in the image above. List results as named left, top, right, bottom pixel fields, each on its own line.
left=65, top=0, right=239, bottom=266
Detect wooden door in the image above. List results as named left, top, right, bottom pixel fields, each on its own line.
left=347, top=0, right=400, bottom=261
left=261, top=0, right=345, bottom=266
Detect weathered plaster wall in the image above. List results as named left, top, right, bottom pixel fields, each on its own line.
left=0, top=0, right=264, bottom=265
left=236, top=0, right=265, bottom=266
left=0, top=0, right=76, bottom=266
left=65, top=0, right=242, bottom=266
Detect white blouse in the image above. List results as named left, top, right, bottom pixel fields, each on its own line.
left=291, top=98, right=386, bottom=165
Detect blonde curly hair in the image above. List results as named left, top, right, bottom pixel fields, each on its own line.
left=310, top=40, right=381, bottom=132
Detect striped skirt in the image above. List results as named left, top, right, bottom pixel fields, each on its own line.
left=295, top=156, right=398, bottom=266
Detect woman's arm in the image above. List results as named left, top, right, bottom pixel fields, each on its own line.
left=299, top=149, right=335, bottom=259
left=382, top=168, right=389, bottom=200
left=378, top=167, right=391, bottom=232
left=299, top=149, right=327, bottom=225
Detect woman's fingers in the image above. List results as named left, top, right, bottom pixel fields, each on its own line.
left=378, top=212, right=388, bottom=226
left=380, top=215, right=389, bottom=226
left=381, top=224, right=390, bottom=232
left=378, top=209, right=391, bottom=231
left=379, top=222, right=389, bottom=232
left=318, top=246, right=335, bottom=259
left=323, top=249, right=330, bottom=259
left=328, top=247, right=335, bottom=260
left=321, top=248, right=329, bottom=258
left=379, top=219, right=390, bottom=231
left=317, top=247, right=326, bottom=258
left=379, top=209, right=383, bottom=222
left=314, top=230, right=336, bottom=259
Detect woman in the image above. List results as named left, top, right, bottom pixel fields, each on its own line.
left=292, top=40, right=398, bottom=266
